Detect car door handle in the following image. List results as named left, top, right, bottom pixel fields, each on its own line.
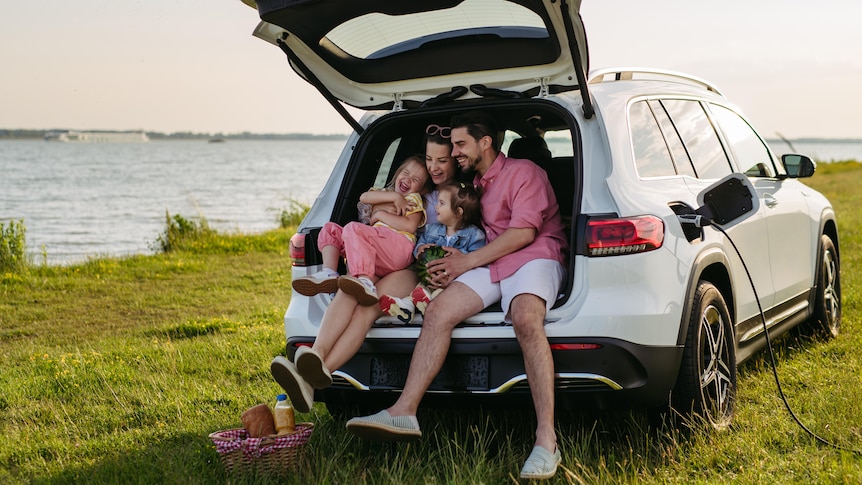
left=763, top=194, right=778, bottom=208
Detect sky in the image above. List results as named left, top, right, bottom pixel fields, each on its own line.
left=1, top=1, right=860, bottom=138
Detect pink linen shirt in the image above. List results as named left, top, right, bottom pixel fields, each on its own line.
left=474, top=152, right=567, bottom=282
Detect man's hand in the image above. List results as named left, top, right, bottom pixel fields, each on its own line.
left=425, top=247, right=471, bottom=289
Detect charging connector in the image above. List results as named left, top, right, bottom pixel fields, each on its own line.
left=677, top=213, right=711, bottom=228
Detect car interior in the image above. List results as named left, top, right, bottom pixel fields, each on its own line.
left=302, top=101, right=581, bottom=317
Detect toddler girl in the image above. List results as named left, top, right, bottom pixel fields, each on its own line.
left=379, top=181, right=484, bottom=322
left=292, top=155, right=431, bottom=306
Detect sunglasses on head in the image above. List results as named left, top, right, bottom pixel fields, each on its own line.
left=425, top=124, right=451, bottom=138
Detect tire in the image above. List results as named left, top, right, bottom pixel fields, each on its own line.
left=808, top=233, right=841, bottom=339
left=672, top=281, right=737, bottom=430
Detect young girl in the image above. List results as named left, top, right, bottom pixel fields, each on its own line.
left=379, top=180, right=484, bottom=322
left=292, top=155, right=431, bottom=306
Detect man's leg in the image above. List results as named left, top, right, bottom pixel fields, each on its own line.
left=388, top=281, right=485, bottom=417
left=510, top=293, right=557, bottom=453
left=346, top=281, right=485, bottom=439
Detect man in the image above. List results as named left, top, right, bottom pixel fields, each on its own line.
left=346, top=111, right=567, bottom=480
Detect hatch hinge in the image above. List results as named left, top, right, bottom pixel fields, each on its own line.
left=536, top=77, right=551, bottom=98
left=391, top=93, right=404, bottom=112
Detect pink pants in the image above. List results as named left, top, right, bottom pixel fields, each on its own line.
left=318, top=221, right=415, bottom=278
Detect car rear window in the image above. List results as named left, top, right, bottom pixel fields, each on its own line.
left=326, top=0, right=547, bottom=60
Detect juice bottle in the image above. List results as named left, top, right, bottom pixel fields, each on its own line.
left=273, top=394, right=295, bottom=435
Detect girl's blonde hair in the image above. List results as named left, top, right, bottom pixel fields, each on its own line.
left=388, top=155, right=433, bottom=194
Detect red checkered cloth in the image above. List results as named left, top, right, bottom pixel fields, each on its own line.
left=211, top=423, right=313, bottom=459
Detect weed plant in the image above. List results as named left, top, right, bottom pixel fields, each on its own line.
left=152, top=212, right=215, bottom=254
left=0, top=219, right=28, bottom=273
left=1, top=164, right=861, bottom=483
left=278, top=200, right=310, bottom=229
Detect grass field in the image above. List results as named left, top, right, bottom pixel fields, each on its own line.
left=2, top=162, right=862, bottom=484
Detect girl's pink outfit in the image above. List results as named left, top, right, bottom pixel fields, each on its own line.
left=319, top=190, right=426, bottom=278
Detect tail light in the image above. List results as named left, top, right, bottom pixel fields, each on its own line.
left=586, top=215, right=664, bottom=257
left=289, top=233, right=307, bottom=266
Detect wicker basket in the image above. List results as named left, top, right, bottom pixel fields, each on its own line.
left=209, top=423, right=314, bottom=476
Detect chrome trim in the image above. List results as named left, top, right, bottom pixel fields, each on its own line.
left=331, top=371, right=622, bottom=393
left=332, top=371, right=369, bottom=391
left=739, top=300, right=809, bottom=342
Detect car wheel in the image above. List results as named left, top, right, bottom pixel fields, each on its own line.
left=672, top=281, right=736, bottom=430
left=809, top=233, right=841, bottom=339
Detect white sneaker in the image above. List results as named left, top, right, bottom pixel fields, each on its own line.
left=379, top=295, right=415, bottom=324
left=338, top=275, right=379, bottom=306
left=411, top=285, right=433, bottom=315
left=292, top=269, right=339, bottom=296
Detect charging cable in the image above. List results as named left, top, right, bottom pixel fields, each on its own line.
left=685, top=214, right=861, bottom=455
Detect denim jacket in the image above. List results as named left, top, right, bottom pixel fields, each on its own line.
left=414, top=223, right=486, bottom=258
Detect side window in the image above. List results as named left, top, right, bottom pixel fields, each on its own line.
left=545, top=129, right=573, bottom=157
left=649, top=100, right=696, bottom=177
left=709, top=104, right=776, bottom=177
left=629, top=101, right=677, bottom=177
left=661, top=99, right=732, bottom=180
left=374, top=138, right=402, bottom=188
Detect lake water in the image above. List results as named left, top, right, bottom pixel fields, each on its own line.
left=1, top=140, right=342, bottom=265
left=2, top=138, right=860, bottom=266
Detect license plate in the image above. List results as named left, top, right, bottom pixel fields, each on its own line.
left=370, top=356, right=489, bottom=390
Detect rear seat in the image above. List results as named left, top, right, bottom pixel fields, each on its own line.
left=508, top=137, right=573, bottom=225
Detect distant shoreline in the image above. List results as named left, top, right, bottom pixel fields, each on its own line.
left=0, top=129, right=349, bottom=141
left=0, top=128, right=859, bottom=143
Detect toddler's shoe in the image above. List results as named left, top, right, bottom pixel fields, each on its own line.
left=338, top=275, right=379, bottom=306
left=379, top=295, right=415, bottom=324
left=411, top=285, right=433, bottom=315
left=292, top=269, right=339, bottom=296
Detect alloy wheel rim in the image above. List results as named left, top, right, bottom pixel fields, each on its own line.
left=822, top=248, right=840, bottom=334
left=699, top=304, right=733, bottom=426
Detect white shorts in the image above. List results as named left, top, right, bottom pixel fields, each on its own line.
left=455, top=259, right=565, bottom=320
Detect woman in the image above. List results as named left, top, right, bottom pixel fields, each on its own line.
left=271, top=125, right=462, bottom=413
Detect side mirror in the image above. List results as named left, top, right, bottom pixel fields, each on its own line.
left=782, top=154, right=816, bottom=178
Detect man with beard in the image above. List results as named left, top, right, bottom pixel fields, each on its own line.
left=346, top=111, right=568, bottom=480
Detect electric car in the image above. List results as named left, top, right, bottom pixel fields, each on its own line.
left=239, top=0, right=840, bottom=428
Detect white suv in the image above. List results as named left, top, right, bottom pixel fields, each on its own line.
left=240, top=0, right=840, bottom=427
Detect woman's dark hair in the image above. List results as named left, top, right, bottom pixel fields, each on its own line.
left=449, top=111, right=499, bottom=151
left=440, top=181, right=482, bottom=230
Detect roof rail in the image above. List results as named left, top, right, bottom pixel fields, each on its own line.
left=588, top=68, right=724, bottom=97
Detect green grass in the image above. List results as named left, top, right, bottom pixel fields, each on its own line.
left=2, top=165, right=862, bottom=484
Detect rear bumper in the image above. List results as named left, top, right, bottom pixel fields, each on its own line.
left=286, top=336, right=684, bottom=409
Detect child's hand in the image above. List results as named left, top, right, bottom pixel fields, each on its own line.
left=415, top=243, right=432, bottom=255
left=390, top=194, right=410, bottom=216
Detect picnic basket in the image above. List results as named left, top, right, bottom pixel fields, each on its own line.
left=209, top=422, right=314, bottom=476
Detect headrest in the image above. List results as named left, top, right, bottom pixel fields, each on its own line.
left=508, top=137, right=551, bottom=166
